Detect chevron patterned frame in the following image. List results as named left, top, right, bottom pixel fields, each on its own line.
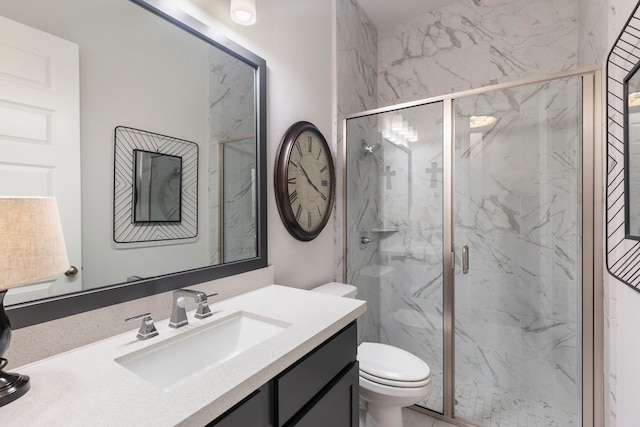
left=113, top=126, right=198, bottom=247
left=607, top=1, right=640, bottom=291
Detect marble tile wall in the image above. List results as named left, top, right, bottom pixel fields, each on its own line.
left=452, top=78, right=583, bottom=414
left=336, top=0, right=380, bottom=342
left=377, top=0, right=579, bottom=107
left=208, top=47, right=256, bottom=264
left=341, top=0, right=590, bottom=423
left=374, top=103, right=446, bottom=412
left=578, top=0, right=608, bottom=66
left=357, top=77, right=584, bottom=422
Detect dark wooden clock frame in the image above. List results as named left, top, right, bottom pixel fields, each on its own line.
left=274, top=121, right=336, bottom=241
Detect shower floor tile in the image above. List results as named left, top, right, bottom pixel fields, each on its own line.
left=417, top=377, right=579, bottom=426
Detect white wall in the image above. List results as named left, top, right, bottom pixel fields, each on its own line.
left=582, top=0, right=640, bottom=424
left=607, top=2, right=640, bottom=423
left=171, top=0, right=336, bottom=289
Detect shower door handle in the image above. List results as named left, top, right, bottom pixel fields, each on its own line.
left=462, top=245, right=469, bottom=274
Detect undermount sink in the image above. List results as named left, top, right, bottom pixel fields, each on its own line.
left=115, top=311, right=291, bottom=391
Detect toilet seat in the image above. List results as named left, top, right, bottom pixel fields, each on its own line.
left=358, top=342, right=431, bottom=388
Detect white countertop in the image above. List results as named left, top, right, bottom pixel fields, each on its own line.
left=1, top=285, right=366, bottom=426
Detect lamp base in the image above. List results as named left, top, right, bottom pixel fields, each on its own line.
left=0, top=358, right=30, bottom=407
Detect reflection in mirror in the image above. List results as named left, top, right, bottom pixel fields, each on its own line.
left=134, top=150, right=183, bottom=223
left=221, top=137, right=257, bottom=262
left=627, top=66, right=640, bottom=238
left=1, top=0, right=267, bottom=327
left=114, top=126, right=198, bottom=247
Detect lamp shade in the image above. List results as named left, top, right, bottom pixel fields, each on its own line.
left=230, top=0, right=256, bottom=25
left=0, top=197, right=69, bottom=289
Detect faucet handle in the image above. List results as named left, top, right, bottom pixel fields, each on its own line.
left=126, top=312, right=159, bottom=340
left=195, top=293, right=218, bottom=319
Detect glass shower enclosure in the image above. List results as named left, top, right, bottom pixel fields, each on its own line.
left=344, top=69, right=600, bottom=426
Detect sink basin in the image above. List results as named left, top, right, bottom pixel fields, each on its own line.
left=115, top=311, right=291, bottom=391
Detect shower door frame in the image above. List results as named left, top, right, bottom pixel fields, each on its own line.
left=342, top=66, right=603, bottom=427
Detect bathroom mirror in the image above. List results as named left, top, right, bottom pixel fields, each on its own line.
left=134, top=150, right=183, bottom=223
left=2, top=0, right=267, bottom=327
left=114, top=126, right=198, bottom=245
left=606, top=1, right=640, bottom=291
left=625, top=67, right=640, bottom=238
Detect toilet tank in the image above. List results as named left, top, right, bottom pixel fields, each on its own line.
left=311, top=282, right=357, bottom=298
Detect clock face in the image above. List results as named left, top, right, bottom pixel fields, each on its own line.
left=275, top=122, right=335, bottom=241
left=287, top=130, right=332, bottom=233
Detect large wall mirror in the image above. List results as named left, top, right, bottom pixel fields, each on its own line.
left=607, top=1, right=640, bottom=291
left=0, top=0, right=267, bottom=327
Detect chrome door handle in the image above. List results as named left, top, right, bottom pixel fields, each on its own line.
left=462, top=245, right=469, bottom=274
left=65, top=266, right=79, bottom=276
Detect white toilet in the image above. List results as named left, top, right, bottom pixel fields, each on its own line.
left=311, top=283, right=432, bottom=427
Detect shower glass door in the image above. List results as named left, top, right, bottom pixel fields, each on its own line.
left=452, top=76, right=583, bottom=426
left=345, top=102, right=445, bottom=414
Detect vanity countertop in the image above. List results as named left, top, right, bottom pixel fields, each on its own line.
left=1, top=284, right=366, bottom=426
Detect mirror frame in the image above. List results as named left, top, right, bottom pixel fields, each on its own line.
left=606, top=0, right=640, bottom=291
left=7, top=0, right=268, bottom=328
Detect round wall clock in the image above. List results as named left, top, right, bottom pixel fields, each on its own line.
left=275, top=121, right=336, bottom=241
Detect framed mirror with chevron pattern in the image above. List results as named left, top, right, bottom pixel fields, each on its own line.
left=607, top=1, right=640, bottom=291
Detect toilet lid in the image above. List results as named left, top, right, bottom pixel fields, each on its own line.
left=357, top=342, right=431, bottom=387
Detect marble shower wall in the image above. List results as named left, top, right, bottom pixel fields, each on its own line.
left=453, top=77, right=583, bottom=411
left=375, top=102, right=447, bottom=412
left=208, top=46, right=256, bottom=264
left=377, top=0, right=579, bottom=107
left=365, top=78, right=583, bottom=419
left=337, top=0, right=380, bottom=342
left=341, top=0, right=586, bottom=417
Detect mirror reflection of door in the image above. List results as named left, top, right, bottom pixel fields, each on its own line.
left=0, top=0, right=262, bottom=304
left=133, top=150, right=182, bottom=223
left=0, top=16, right=82, bottom=304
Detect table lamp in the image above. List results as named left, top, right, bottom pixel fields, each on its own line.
left=0, top=197, right=70, bottom=406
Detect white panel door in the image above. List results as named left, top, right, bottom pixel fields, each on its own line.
left=0, top=16, right=82, bottom=304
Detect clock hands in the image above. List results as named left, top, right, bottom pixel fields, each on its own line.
left=298, top=163, right=326, bottom=199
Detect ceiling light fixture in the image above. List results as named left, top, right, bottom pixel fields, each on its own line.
left=469, top=115, right=497, bottom=129
left=408, top=128, right=418, bottom=142
left=230, top=0, right=256, bottom=26
left=391, top=114, right=403, bottom=131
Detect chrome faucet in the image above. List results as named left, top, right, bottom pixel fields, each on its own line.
left=169, top=289, right=216, bottom=328
left=125, top=313, right=159, bottom=340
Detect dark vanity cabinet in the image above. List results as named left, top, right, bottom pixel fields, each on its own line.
left=209, top=322, right=358, bottom=427
left=208, top=383, right=272, bottom=427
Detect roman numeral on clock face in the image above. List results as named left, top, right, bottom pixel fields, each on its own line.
left=295, top=204, right=303, bottom=221
left=289, top=190, right=298, bottom=204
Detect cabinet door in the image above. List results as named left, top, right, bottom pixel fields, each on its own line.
left=208, top=383, right=272, bottom=427
left=276, top=323, right=357, bottom=425
left=286, top=362, right=359, bottom=427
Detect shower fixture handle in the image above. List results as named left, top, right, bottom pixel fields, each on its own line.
left=462, top=244, right=469, bottom=274
left=359, top=232, right=375, bottom=250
